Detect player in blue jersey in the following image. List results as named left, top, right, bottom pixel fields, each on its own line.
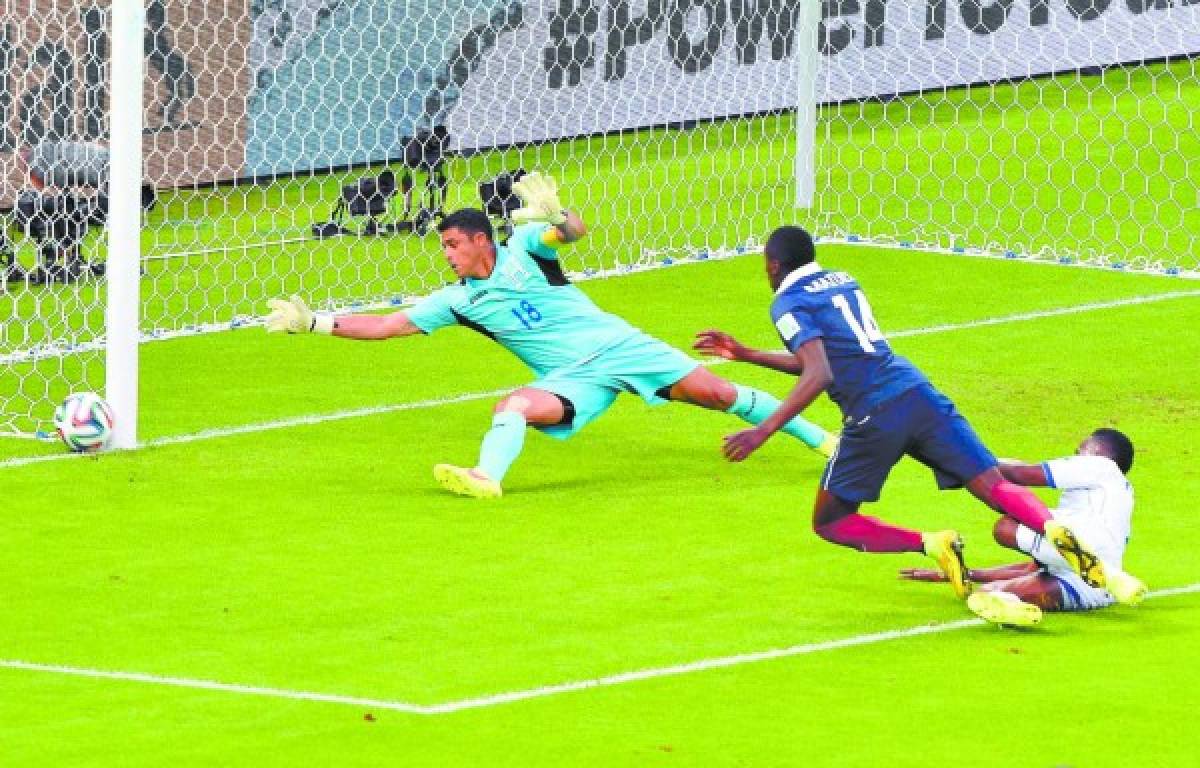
left=694, top=225, right=1145, bottom=605
left=265, top=174, right=836, bottom=498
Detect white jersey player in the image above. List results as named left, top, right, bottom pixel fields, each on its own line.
left=899, top=428, right=1146, bottom=626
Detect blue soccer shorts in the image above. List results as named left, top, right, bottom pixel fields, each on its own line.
left=821, top=382, right=997, bottom=503
left=527, top=332, right=700, bottom=440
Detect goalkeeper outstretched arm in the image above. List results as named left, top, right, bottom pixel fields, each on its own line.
left=544, top=209, right=586, bottom=247
left=265, top=295, right=421, bottom=339
left=328, top=310, right=423, bottom=340
left=511, top=171, right=586, bottom=246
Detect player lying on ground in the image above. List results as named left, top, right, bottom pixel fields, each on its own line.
left=693, top=225, right=1145, bottom=605
left=899, top=428, right=1144, bottom=626
left=266, top=173, right=835, bottom=498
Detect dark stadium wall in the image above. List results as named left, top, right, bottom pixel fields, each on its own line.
left=1, top=0, right=1197, bottom=198
left=0, top=0, right=248, bottom=207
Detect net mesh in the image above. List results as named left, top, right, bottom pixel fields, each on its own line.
left=1, top=0, right=1197, bottom=436
left=813, top=4, right=1198, bottom=274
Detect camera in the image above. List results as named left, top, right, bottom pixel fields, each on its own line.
left=11, top=190, right=105, bottom=283
left=404, top=126, right=449, bottom=172
left=312, top=127, right=451, bottom=239
left=478, top=169, right=528, bottom=243
left=342, top=169, right=400, bottom=218
left=312, top=169, right=415, bottom=238
left=14, top=190, right=98, bottom=238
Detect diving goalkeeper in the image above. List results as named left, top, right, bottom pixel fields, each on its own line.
left=266, top=172, right=836, bottom=498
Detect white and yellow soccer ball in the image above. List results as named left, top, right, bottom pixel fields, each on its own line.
left=52, top=392, right=115, bottom=453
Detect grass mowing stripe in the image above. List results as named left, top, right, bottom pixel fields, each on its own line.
left=4, top=584, right=1197, bottom=716
left=2, top=288, right=1196, bottom=472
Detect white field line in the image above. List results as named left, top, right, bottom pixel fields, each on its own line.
left=3, top=583, right=1198, bottom=716
left=3, top=288, right=1198, bottom=472
left=0, top=388, right=511, bottom=470
left=0, top=659, right=426, bottom=714
left=885, top=289, right=1200, bottom=339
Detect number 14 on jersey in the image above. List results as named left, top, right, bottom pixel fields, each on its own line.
left=832, top=290, right=885, bottom=353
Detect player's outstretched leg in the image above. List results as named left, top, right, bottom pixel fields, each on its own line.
left=1042, top=521, right=1106, bottom=590
left=725, top=383, right=838, bottom=456
left=668, top=369, right=837, bottom=456
left=967, top=590, right=1043, bottom=628
left=1000, top=517, right=1146, bottom=607
left=1042, top=521, right=1145, bottom=604
left=811, top=493, right=968, bottom=597
left=434, top=410, right=525, bottom=498
left=921, top=530, right=972, bottom=599
left=434, top=388, right=563, bottom=499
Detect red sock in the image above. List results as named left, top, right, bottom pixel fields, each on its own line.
left=815, top=513, right=924, bottom=553
left=990, top=481, right=1051, bottom=533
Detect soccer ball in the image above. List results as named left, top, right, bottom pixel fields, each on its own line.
left=52, top=392, right=115, bottom=453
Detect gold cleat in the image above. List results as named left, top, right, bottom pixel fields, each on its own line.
left=922, top=530, right=972, bottom=599
left=1045, top=521, right=1106, bottom=589
left=967, top=590, right=1043, bottom=628
left=433, top=464, right=502, bottom=499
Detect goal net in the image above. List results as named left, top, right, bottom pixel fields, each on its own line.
left=1, top=0, right=1197, bottom=440
left=814, top=1, right=1199, bottom=273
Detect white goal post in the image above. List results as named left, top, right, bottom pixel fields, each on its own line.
left=794, top=0, right=820, bottom=209
left=0, top=0, right=1196, bottom=445
left=106, top=0, right=144, bottom=450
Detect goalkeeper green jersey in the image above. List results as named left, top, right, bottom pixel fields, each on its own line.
left=406, top=224, right=642, bottom=376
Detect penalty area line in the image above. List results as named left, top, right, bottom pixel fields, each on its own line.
left=2, top=288, right=1197, bottom=472
left=3, top=583, right=1198, bottom=716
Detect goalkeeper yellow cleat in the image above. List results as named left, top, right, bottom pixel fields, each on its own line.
left=1105, top=568, right=1148, bottom=606
left=922, top=530, right=971, bottom=599
left=967, top=590, right=1043, bottom=628
left=433, top=464, right=502, bottom=499
left=1044, top=521, right=1106, bottom=589
left=816, top=431, right=839, bottom=458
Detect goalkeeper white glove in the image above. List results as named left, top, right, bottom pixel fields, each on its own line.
left=511, top=172, right=567, bottom=226
left=265, top=295, right=335, bottom=334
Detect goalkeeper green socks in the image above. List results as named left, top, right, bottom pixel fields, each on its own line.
left=478, top=411, right=527, bottom=483
left=727, top=384, right=830, bottom=450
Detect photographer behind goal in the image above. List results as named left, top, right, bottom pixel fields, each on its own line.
left=9, top=140, right=155, bottom=284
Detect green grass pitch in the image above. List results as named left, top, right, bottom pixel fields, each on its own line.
left=1, top=59, right=1198, bottom=765
left=2, top=250, right=1199, bottom=766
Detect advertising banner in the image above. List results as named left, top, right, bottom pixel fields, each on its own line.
left=2, top=1, right=1195, bottom=191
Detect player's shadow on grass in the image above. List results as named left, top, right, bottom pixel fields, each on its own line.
left=508, top=475, right=614, bottom=494
left=407, top=475, right=596, bottom=499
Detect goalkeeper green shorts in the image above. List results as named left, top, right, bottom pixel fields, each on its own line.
left=529, top=332, right=700, bottom=440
